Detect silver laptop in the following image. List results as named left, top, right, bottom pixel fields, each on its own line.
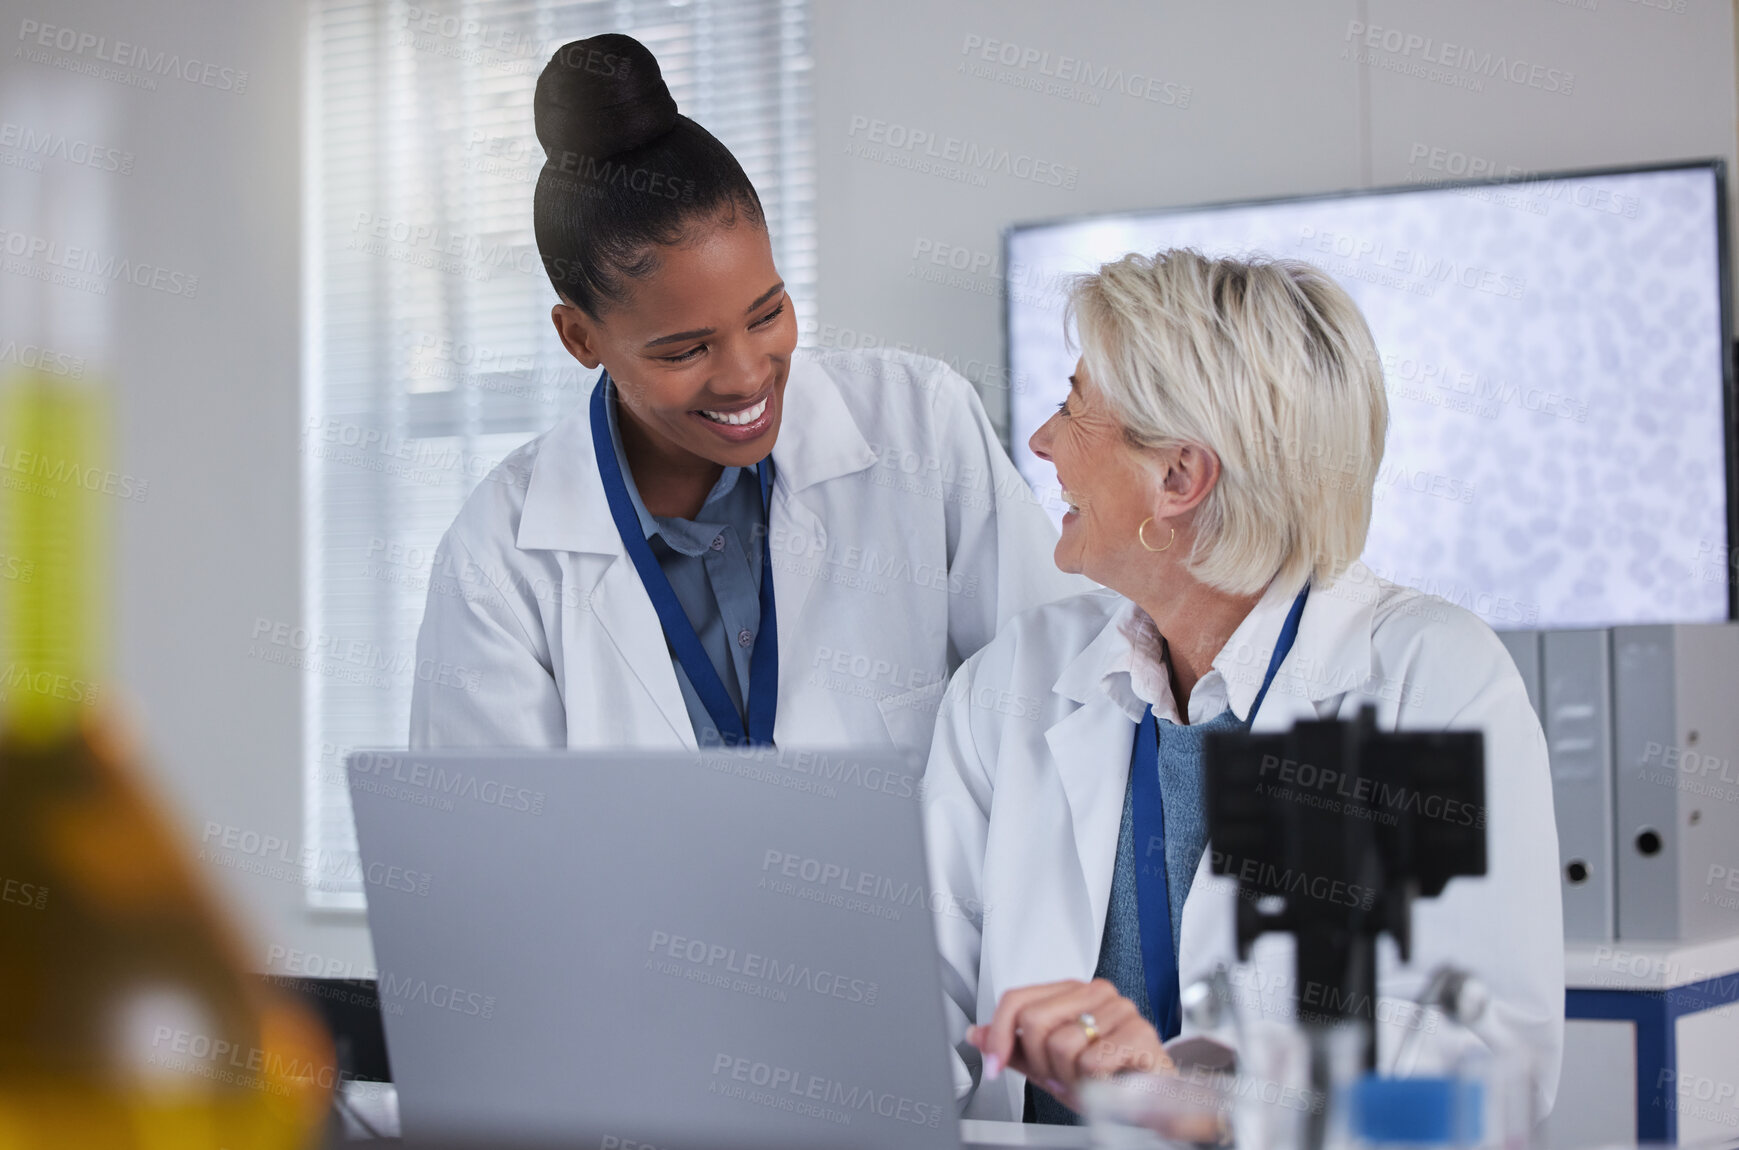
left=346, top=746, right=961, bottom=1150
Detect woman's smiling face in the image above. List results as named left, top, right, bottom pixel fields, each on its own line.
left=1028, top=359, right=1167, bottom=586
left=554, top=217, right=798, bottom=470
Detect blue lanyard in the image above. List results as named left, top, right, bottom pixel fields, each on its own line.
left=1129, top=585, right=1308, bottom=1038
left=588, top=374, right=780, bottom=746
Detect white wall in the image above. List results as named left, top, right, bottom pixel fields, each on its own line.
left=2, top=0, right=1733, bottom=985
left=812, top=0, right=1739, bottom=433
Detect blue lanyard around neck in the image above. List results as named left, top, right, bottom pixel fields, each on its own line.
left=1129, top=584, right=1309, bottom=1038
left=588, top=374, right=780, bottom=746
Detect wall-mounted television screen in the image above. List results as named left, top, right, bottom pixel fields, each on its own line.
left=1005, top=162, right=1731, bottom=630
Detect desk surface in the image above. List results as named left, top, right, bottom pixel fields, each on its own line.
left=336, top=1083, right=1095, bottom=1148
left=960, top=1120, right=1093, bottom=1148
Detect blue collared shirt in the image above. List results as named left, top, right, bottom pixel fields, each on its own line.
left=604, top=378, right=766, bottom=745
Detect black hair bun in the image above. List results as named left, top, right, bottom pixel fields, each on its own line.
left=534, top=33, right=679, bottom=162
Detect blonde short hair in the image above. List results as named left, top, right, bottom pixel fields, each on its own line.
left=1068, top=249, right=1388, bottom=596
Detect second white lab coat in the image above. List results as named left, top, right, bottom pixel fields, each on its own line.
left=409, top=346, right=1087, bottom=755
left=922, top=566, right=1565, bottom=1121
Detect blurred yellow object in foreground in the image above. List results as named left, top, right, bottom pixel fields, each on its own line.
left=0, top=370, right=334, bottom=1148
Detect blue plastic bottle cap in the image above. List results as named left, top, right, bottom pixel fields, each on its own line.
left=1351, top=1075, right=1484, bottom=1145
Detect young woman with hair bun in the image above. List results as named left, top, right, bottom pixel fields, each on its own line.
left=410, top=33, right=1082, bottom=752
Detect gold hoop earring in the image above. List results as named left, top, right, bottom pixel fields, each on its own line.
left=1137, top=518, right=1175, bottom=553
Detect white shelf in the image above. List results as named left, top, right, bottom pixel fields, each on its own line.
left=1565, top=934, right=1739, bottom=991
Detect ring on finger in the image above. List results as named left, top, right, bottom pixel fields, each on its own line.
left=1076, top=1012, right=1100, bottom=1043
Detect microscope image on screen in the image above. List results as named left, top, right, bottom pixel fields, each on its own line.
left=1005, top=164, right=1731, bottom=632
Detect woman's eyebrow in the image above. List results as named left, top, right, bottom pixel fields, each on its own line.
left=644, top=326, right=713, bottom=349
left=744, top=281, right=785, bottom=313
left=642, top=282, right=786, bottom=350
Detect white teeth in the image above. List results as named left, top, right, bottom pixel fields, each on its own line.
left=1060, top=488, right=1081, bottom=513
left=699, top=397, right=768, bottom=426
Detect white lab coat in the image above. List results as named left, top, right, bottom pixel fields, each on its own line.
left=922, top=565, right=1565, bottom=1121
left=409, top=346, right=1088, bottom=755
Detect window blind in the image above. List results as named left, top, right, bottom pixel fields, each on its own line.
left=304, top=0, right=814, bottom=908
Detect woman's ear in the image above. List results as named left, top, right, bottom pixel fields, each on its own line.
left=1159, top=444, right=1222, bottom=514
left=550, top=303, right=603, bottom=369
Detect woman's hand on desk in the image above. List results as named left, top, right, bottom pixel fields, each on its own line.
left=967, top=978, right=1173, bottom=1111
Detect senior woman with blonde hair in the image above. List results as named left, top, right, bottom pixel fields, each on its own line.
left=923, top=250, right=1563, bottom=1125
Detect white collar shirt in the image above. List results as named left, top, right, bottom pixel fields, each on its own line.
left=1094, top=572, right=1311, bottom=727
